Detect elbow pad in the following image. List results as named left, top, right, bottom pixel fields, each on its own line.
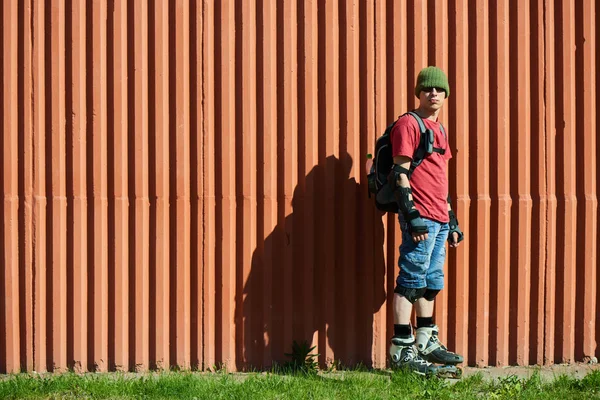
left=388, top=164, right=411, bottom=187
left=388, top=164, right=413, bottom=214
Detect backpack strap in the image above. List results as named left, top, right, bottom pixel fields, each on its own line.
left=406, top=111, right=429, bottom=173
left=406, top=111, right=448, bottom=175
left=407, top=111, right=428, bottom=135
left=433, top=124, right=447, bottom=155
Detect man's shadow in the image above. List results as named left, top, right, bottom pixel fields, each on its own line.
left=239, top=153, right=386, bottom=370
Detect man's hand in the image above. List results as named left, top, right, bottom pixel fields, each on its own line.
left=406, top=210, right=429, bottom=242
left=412, top=231, right=428, bottom=243
left=448, top=231, right=461, bottom=247
left=447, top=208, right=464, bottom=247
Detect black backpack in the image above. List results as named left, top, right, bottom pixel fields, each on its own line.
left=366, top=111, right=447, bottom=213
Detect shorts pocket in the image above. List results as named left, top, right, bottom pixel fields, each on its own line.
left=400, top=242, right=429, bottom=273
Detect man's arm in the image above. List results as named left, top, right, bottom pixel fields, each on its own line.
left=392, top=155, right=411, bottom=187
left=391, top=155, right=428, bottom=243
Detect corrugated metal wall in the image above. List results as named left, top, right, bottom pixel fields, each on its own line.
left=1, top=0, right=598, bottom=373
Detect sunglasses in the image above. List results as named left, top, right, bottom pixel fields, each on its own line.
left=421, top=87, right=446, bottom=94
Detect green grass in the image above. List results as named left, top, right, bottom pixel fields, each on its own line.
left=0, top=368, right=599, bottom=399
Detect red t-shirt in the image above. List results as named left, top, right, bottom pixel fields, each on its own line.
left=390, top=113, right=452, bottom=223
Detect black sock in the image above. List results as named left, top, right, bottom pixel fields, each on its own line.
left=416, top=317, right=434, bottom=329
left=394, top=324, right=412, bottom=338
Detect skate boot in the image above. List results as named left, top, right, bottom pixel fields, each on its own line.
left=389, top=335, right=439, bottom=376
left=415, top=325, right=463, bottom=366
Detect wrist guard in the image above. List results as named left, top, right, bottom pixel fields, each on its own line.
left=389, top=164, right=415, bottom=218
left=448, top=210, right=464, bottom=243
left=393, top=186, right=414, bottom=216
left=394, top=187, right=428, bottom=234
left=407, top=209, right=429, bottom=234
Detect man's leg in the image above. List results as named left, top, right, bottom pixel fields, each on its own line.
left=393, top=293, right=414, bottom=325
left=414, top=297, right=434, bottom=320
left=413, top=222, right=463, bottom=365
left=389, top=219, right=438, bottom=374
left=390, top=293, right=436, bottom=374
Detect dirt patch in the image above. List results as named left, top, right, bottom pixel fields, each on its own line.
left=461, top=362, right=600, bottom=381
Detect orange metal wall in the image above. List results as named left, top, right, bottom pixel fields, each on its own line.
left=1, top=0, right=598, bottom=373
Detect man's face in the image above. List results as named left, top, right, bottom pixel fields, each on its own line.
left=418, top=87, right=446, bottom=111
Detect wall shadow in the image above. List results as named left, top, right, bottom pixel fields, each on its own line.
left=239, top=153, right=386, bottom=371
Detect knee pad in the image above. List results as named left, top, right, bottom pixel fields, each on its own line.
left=394, top=286, right=426, bottom=303
left=423, top=289, right=440, bottom=301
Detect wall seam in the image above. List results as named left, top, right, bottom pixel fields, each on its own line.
left=29, top=0, right=37, bottom=370
left=541, top=0, right=549, bottom=364
left=373, top=0, right=378, bottom=128
left=200, top=0, right=206, bottom=372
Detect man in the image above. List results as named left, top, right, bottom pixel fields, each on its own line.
left=388, top=66, right=464, bottom=375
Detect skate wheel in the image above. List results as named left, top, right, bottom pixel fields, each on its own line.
left=436, top=365, right=462, bottom=379
left=454, top=366, right=463, bottom=378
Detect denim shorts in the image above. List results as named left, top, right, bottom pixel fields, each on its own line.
left=396, top=217, right=449, bottom=290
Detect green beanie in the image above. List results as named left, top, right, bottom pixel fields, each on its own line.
left=414, top=66, right=450, bottom=98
